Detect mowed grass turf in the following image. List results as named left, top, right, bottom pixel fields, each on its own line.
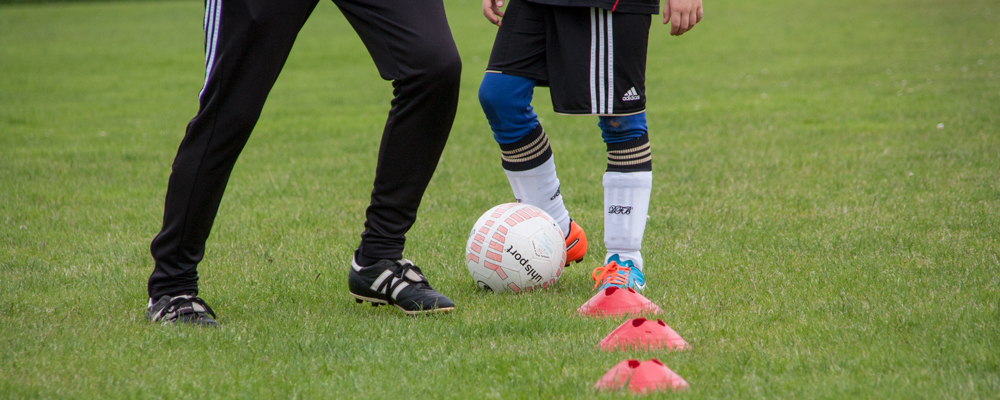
left=1, top=0, right=998, bottom=398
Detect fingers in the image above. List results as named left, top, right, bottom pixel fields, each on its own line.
left=672, top=10, right=690, bottom=35
left=483, top=0, right=504, bottom=25
left=670, top=9, right=701, bottom=35
left=664, top=0, right=702, bottom=35
left=484, top=12, right=498, bottom=25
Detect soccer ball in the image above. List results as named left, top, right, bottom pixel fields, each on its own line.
left=465, top=203, right=567, bottom=293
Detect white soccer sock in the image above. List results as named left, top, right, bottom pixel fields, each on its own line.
left=504, top=155, right=571, bottom=237
left=603, top=171, right=652, bottom=270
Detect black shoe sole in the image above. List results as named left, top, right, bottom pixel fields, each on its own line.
left=565, top=255, right=584, bottom=267
left=350, top=292, right=455, bottom=316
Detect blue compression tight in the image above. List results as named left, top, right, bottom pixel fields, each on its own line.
left=598, top=113, right=647, bottom=143
left=478, top=73, right=539, bottom=144
left=479, top=72, right=648, bottom=144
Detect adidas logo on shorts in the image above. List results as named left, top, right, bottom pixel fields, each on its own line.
left=622, top=87, right=641, bottom=102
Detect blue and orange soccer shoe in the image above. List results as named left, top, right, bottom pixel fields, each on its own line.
left=564, top=220, right=588, bottom=266
left=591, top=254, right=646, bottom=291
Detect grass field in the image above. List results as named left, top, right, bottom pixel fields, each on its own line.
left=1, top=0, right=998, bottom=398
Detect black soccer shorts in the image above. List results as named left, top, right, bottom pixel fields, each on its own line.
left=487, top=0, right=652, bottom=116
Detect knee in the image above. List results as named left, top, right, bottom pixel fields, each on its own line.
left=599, top=112, right=648, bottom=144
left=478, top=73, right=534, bottom=111
left=479, top=73, right=538, bottom=144
left=428, top=47, right=463, bottom=85
left=408, top=45, right=462, bottom=89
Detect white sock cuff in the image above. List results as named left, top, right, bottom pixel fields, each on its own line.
left=602, top=171, right=652, bottom=188
left=504, top=154, right=556, bottom=177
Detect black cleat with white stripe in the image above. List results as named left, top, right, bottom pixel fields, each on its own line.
left=147, top=294, right=218, bottom=327
left=348, top=258, right=455, bottom=315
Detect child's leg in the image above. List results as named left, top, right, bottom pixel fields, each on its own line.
left=479, top=72, right=571, bottom=237
left=599, top=112, right=652, bottom=271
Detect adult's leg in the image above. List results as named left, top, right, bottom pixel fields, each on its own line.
left=331, top=0, right=462, bottom=264
left=148, top=0, right=319, bottom=299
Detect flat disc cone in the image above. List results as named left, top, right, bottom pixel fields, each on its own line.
left=594, top=358, right=689, bottom=394
left=577, top=287, right=663, bottom=318
left=599, top=318, right=690, bottom=351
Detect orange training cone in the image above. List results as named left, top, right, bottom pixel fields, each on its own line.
left=577, top=287, right=662, bottom=318
left=594, top=358, right=689, bottom=394
left=598, top=317, right=690, bottom=351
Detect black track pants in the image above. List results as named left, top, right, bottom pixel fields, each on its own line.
left=148, top=0, right=461, bottom=299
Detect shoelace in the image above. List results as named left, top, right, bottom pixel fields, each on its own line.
left=591, top=261, right=628, bottom=290
left=162, top=296, right=216, bottom=320
left=376, top=262, right=429, bottom=306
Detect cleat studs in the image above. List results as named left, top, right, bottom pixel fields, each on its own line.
left=371, top=302, right=379, bottom=307
left=355, top=299, right=363, bottom=304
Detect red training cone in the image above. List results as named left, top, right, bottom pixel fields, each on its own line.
left=594, top=358, right=689, bottom=394
left=599, top=317, right=690, bottom=351
left=577, top=287, right=663, bottom=318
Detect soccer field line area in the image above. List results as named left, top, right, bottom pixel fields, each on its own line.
left=1, top=0, right=998, bottom=398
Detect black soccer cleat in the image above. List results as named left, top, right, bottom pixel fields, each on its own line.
left=348, top=257, right=455, bottom=315
left=146, top=294, right=218, bottom=327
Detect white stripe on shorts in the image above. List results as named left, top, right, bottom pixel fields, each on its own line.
left=590, top=8, right=615, bottom=115
left=597, top=9, right=606, bottom=114
left=605, top=10, right=614, bottom=114
left=199, top=0, right=222, bottom=100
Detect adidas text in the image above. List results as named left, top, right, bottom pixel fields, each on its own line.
left=622, top=87, right=641, bottom=102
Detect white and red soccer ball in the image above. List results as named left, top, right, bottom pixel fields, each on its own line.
left=465, top=203, right=566, bottom=293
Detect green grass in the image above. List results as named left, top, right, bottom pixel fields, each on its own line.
left=1, top=0, right=998, bottom=398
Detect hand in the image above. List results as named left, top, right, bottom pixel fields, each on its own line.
left=484, top=0, right=505, bottom=26
left=663, top=0, right=702, bottom=36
